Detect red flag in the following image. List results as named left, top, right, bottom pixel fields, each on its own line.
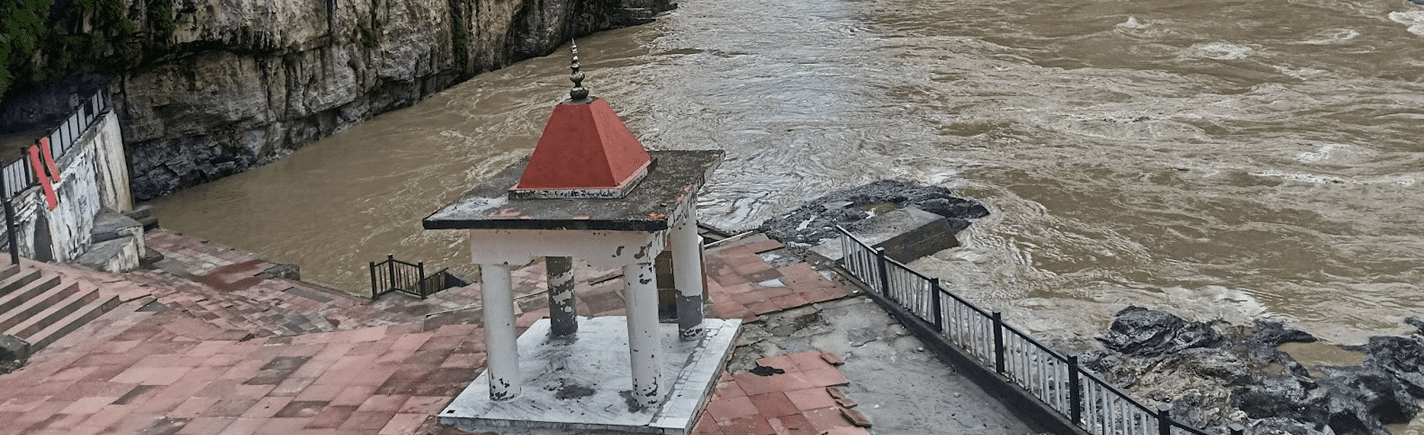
left=27, top=146, right=57, bottom=210
left=38, top=137, right=60, bottom=182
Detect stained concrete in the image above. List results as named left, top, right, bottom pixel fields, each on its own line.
left=808, top=206, right=960, bottom=263
left=441, top=316, right=741, bottom=434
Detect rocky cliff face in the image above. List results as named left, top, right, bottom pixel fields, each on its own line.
left=116, top=0, right=672, bottom=200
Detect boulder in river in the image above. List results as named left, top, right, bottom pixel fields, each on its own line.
left=1097, top=305, right=1226, bottom=357
left=757, top=179, right=988, bottom=248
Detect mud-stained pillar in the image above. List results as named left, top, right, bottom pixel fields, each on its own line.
left=545, top=256, right=577, bottom=336
left=623, top=261, right=662, bottom=408
left=671, top=204, right=705, bottom=340
left=480, top=262, right=520, bottom=400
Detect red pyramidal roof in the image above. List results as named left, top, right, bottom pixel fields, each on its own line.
left=512, top=97, right=652, bottom=198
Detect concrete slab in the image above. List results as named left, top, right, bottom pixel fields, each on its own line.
left=441, top=316, right=741, bottom=434
left=809, top=207, right=958, bottom=263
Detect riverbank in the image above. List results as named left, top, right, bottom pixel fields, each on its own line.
left=1, top=0, right=677, bottom=202
left=1083, top=306, right=1424, bottom=435
left=0, top=228, right=1036, bottom=434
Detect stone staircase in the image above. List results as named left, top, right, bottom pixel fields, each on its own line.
left=0, top=264, right=119, bottom=359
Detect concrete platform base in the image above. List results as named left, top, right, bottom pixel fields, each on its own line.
left=440, top=316, right=741, bottom=434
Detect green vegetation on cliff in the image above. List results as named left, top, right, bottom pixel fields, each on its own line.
left=0, top=0, right=176, bottom=98
left=0, top=0, right=53, bottom=97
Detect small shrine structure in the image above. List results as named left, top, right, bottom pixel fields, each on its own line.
left=424, top=43, right=738, bottom=434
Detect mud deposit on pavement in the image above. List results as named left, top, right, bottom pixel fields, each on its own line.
left=728, top=297, right=1042, bottom=435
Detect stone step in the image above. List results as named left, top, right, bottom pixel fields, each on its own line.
left=0, top=264, right=20, bottom=282
left=0, top=280, right=81, bottom=332
left=23, top=291, right=119, bottom=353
left=0, top=275, right=61, bottom=317
left=0, top=267, right=41, bottom=298
left=5, top=283, right=97, bottom=339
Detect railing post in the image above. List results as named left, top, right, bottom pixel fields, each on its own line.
left=369, top=261, right=378, bottom=299
left=21, top=150, right=30, bottom=188
left=417, top=261, right=426, bottom=299
left=1068, top=355, right=1082, bottom=425
left=387, top=254, right=397, bottom=291
left=0, top=168, right=14, bottom=266
left=2, top=198, right=17, bottom=265
left=992, top=311, right=1009, bottom=375
left=1157, top=403, right=1172, bottom=435
left=1229, top=423, right=1245, bottom=435
left=874, top=248, right=890, bottom=297
left=929, top=278, right=943, bottom=332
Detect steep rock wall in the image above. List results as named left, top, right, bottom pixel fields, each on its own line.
left=120, top=0, right=672, bottom=200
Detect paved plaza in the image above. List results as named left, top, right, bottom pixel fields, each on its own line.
left=0, top=229, right=1027, bottom=434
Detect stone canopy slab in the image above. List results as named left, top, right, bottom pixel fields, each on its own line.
left=423, top=150, right=723, bottom=232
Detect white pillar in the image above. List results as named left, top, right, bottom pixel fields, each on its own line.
left=480, top=262, right=520, bottom=400
left=671, top=209, right=705, bottom=340
left=545, top=256, right=577, bottom=336
left=623, top=261, right=662, bottom=408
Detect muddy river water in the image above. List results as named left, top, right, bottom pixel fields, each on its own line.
left=152, top=0, right=1424, bottom=348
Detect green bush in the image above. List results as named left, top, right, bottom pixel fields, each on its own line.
left=0, top=0, right=55, bottom=96
left=0, top=0, right=175, bottom=98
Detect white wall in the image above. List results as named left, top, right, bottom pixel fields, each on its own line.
left=8, top=111, right=131, bottom=263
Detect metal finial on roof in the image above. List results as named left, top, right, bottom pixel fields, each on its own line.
left=569, top=41, right=590, bottom=101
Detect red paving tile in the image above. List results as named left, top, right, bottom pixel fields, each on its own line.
left=721, top=415, right=777, bottom=435
left=695, top=349, right=865, bottom=435
left=803, top=407, right=855, bottom=433
left=706, top=396, right=759, bottom=423
left=398, top=396, right=448, bottom=414
left=802, top=368, right=850, bottom=388
left=840, top=407, right=873, bottom=428
left=772, top=414, right=818, bottom=435
left=274, top=400, right=330, bottom=419
left=755, top=354, right=797, bottom=370
left=174, top=416, right=236, bottom=434
left=713, top=380, right=747, bottom=399
left=823, top=426, right=873, bottom=435
left=305, top=405, right=358, bottom=429
left=377, top=413, right=428, bottom=435
left=338, top=410, right=398, bottom=431
left=785, top=388, right=837, bottom=411
left=749, top=392, right=800, bottom=418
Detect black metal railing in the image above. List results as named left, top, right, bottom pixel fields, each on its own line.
left=370, top=255, right=425, bottom=299
left=1, top=88, right=111, bottom=199
left=369, top=255, right=465, bottom=300
left=836, top=226, right=1236, bottom=435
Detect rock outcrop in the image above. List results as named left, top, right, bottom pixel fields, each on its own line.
left=757, top=179, right=989, bottom=248
left=3, top=0, right=674, bottom=200
left=1083, top=306, right=1424, bottom=435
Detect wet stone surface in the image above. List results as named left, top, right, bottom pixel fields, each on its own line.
left=730, top=296, right=1041, bottom=435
